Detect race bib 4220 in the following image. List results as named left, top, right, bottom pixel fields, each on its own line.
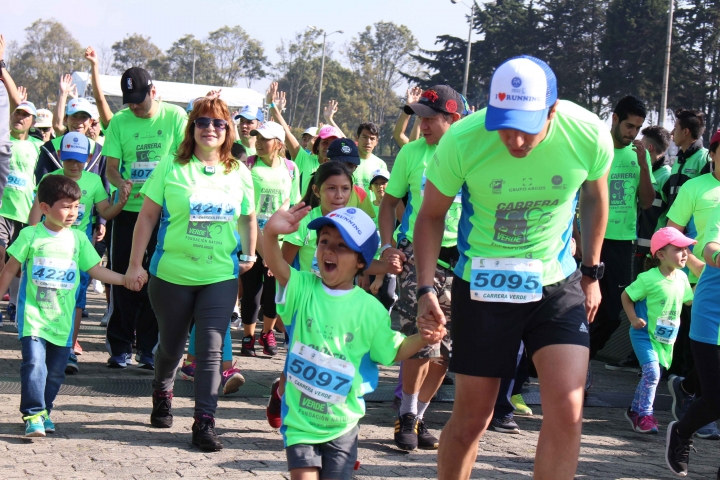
left=31, top=257, right=77, bottom=290
left=471, top=257, right=542, bottom=303
left=286, top=341, right=355, bottom=405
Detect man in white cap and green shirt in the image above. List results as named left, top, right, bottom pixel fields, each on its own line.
left=415, top=55, right=613, bottom=478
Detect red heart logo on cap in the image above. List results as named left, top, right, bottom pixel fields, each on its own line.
left=498, top=93, right=506, bottom=101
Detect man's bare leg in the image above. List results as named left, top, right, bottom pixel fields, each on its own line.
left=437, top=374, right=500, bottom=479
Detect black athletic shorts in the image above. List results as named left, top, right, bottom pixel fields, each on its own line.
left=450, top=269, right=589, bottom=378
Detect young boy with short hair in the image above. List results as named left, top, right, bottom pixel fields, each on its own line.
left=262, top=203, right=445, bottom=479
left=0, top=175, right=135, bottom=437
left=28, top=132, right=128, bottom=372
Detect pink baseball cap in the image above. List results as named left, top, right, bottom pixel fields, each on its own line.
left=317, top=125, right=342, bottom=139
left=650, top=227, right=697, bottom=255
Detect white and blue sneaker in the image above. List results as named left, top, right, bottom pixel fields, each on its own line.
left=696, top=421, right=720, bottom=440
left=23, top=412, right=46, bottom=437
left=136, top=351, right=154, bottom=370
left=43, top=413, right=55, bottom=433
left=107, top=354, right=127, bottom=368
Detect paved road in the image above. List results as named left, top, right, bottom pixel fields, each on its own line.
left=0, top=291, right=717, bottom=479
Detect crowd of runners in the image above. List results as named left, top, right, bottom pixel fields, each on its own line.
left=1, top=30, right=720, bottom=479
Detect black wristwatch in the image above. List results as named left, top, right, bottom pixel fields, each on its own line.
left=580, top=262, right=605, bottom=280
left=0, top=59, right=6, bottom=70
left=416, top=285, right=436, bottom=299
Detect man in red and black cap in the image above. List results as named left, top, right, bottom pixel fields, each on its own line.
left=103, top=67, right=187, bottom=371
left=378, top=85, right=465, bottom=452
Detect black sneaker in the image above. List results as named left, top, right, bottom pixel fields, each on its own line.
left=665, top=421, right=692, bottom=477
left=240, top=335, right=256, bottom=357
left=605, top=353, right=641, bottom=373
left=394, top=413, right=418, bottom=451
left=192, top=415, right=223, bottom=451
left=416, top=418, right=439, bottom=450
left=150, top=390, right=173, bottom=428
left=490, top=417, right=520, bottom=434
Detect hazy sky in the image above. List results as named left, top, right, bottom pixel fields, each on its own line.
left=5, top=0, right=474, bottom=92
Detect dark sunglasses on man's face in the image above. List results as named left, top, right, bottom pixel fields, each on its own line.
left=37, top=127, right=52, bottom=133
left=194, top=117, right=228, bottom=131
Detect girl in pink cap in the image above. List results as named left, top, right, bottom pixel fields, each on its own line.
left=620, top=227, right=696, bottom=433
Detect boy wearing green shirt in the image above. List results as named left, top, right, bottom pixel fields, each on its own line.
left=262, top=204, right=444, bottom=478
left=28, top=133, right=128, bottom=373
left=0, top=175, right=129, bottom=437
left=353, top=122, right=388, bottom=201
left=590, top=96, right=655, bottom=366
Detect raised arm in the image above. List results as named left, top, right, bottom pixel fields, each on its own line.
left=322, top=100, right=345, bottom=137
left=85, top=46, right=113, bottom=130
left=53, top=74, right=76, bottom=136
left=393, top=87, right=422, bottom=148
left=0, top=35, right=22, bottom=111
left=266, top=82, right=301, bottom=159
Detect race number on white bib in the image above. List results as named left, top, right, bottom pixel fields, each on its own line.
left=654, top=316, right=679, bottom=345
left=73, top=203, right=87, bottom=226
left=31, top=257, right=77, bottom=290
left=7, top=171, right=29, bottom=190
left=189, top=193, right=236, bottom=222
left=286, top=341, right=355, bottom=405
left=130, top=161, right=158, bottom=184
left=471, top=258, right=542, bottom=303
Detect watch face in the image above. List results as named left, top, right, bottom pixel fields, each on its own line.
left=596, top=263, right=605, bottom=279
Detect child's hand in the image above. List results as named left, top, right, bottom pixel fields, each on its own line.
left=263, top=200, right=311, bottom=237
left=370, top=276, right=383, bottom=295
left=385, top=253, right=403, bottom=275
left=630, top=317, right=647, bottom=329
left=417, top=315, right=446, bottom=345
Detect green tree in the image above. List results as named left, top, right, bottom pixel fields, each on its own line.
left=10, top=19, right=83, bottom=107
left=111, top=33, right=168, bottom=79
left=598, top=0, right=670, bottom=113
left=347, top=21, right=419, bottom=153
left=275, top=30, right=324, bottom=127
left=207, top=25, right=268, bottom=88
left=165, top=35, right=222, bottom=85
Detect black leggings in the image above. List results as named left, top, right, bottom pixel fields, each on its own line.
left=240, top=255, right=277, bottom=325
left=676, top=341, right=720, bottom=438
left=149, top=276, right=237, bottom=416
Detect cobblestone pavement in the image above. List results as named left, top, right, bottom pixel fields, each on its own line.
left=0, top=291, right=718, bottom=479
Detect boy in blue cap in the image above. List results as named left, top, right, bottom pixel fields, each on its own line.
left=262, top=202, right=445, bottom=479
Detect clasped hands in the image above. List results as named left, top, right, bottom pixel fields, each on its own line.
left=124, top=265, right=148, bottom=292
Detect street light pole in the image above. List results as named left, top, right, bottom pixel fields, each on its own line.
left=659, top=0, right=674, bottom=128
left=308, top=27, right=343, bottom=128
left=192, top=48, right=197, bottom=85
left=462, top=3, right=474, bottom=98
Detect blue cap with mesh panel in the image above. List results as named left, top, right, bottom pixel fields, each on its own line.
left=486, top=55, right=557, bottom=135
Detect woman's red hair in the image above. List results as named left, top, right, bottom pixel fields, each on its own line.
left=175, top=97, right=238, bottom=173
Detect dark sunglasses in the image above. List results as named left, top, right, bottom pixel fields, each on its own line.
left=194, top=117, right=228, bottom=131
left=37, top=127, right=52, bottom=133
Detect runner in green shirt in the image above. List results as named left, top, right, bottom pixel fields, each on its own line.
left=353, top=122, right=388, bottom=201
left=261, top=203, right=444, bottom=478
left=379, top=85, right=465, bottom=451
left=591, top=96, right=654, bottom=367
left=232, top=105, right=262, bottom=157
left=103, top=67, right=188, bottom=370
left=0, top=174, right=128, bottom=437
left=416, top=56, right=613, bottom=479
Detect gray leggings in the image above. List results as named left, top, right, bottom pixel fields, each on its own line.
left=149, top=276, right=237, bottom=416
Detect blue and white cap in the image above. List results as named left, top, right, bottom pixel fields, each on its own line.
left=59, top=132, right=91, bottom=162
left=234, top=105, right=264, bottom=123
left=66, top=97, right=96, bottom=118
left=15, top=101, right=38, bottom=117
left=307, top=207, right=379, bottom=270
left=486, top=55, right=558, bottom=135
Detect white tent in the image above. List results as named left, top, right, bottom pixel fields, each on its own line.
left=71, top=72, right=264, bottom=111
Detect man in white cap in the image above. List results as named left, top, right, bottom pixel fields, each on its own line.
left=32, top=109, right=53, bottom=142
left=415, top=55, right=613, bottom=478
left=0, top=62, right=44, bottom=323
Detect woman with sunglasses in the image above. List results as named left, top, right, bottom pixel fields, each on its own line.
left=126, top=97, right=257, bottom=451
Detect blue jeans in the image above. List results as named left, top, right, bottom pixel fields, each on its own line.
left=20, top=336, right=71, bottom=417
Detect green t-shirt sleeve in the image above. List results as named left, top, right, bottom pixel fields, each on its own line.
left=290, top=161, right=302, bottom=206
left=368, top=310, right=405, bottom=366
left=140, top=156, right=172, bottom=205
left=6, top=227, right=32, bottom=263
left=77, top=232, right=102, bottom=272
left=102, top=120, right=121, bottom=159
left=427, top=132, right=464, bottom=198
left=238, top=165, right=255, bottom=215
left=385, top=146, right=411, bottom=198
left=666, top=184, right=694, bottom=227
left=587, top=128, right=614, bottom=181
left=625, top=276, right=647, bottom=303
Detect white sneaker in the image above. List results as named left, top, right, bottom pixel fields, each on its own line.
left=93, top=279, right=105, bottom=294
left=230, top=312, right=241, bottom=330
left=100, top=309, right=110, bottom=326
